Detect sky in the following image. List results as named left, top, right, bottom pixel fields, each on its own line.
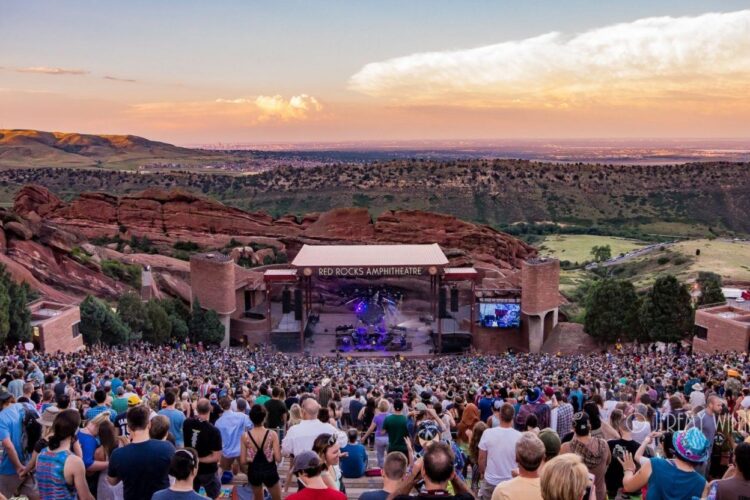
left=1, top=0, right=749, bottom=145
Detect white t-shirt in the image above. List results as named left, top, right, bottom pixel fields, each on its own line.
left=478, top=426, right=521, bottom=485
left=281, top=419, right=346, bottom=456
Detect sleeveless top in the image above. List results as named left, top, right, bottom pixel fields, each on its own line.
left=646, top=457, right=706, bottom=500
left=247, top=429, right=275, bottom=472
left=37, top=448, right=76, bottom=500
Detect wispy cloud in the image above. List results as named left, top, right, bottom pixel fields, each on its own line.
left=216, top=94, right=322, bottom=121
left=102, top=75, right=137, bottom=83
left=16, top=66, right=89, bottom=76
left=349, top=10, right=750, bottom=109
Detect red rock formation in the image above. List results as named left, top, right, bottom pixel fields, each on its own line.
left=8, top=185, right=537, bottom=301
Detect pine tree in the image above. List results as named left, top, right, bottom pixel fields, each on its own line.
left=142, top=300, right=172, bottom=344
left=8, top=281, right=31, bottom=342
left=80, top=295, right=130, bottom=345
left=117, top=292, right=145, bottom=339
left=584, top=278, right=642, bottom=343
left=696, top=272, right=725, bottom=306
left=640, top=275, right=694, bottom=343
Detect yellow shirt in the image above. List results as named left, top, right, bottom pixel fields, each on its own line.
left=491, top=476, right=542, bottom=500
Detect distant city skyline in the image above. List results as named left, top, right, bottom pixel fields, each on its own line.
left=2, top=1, right=749, bottom=145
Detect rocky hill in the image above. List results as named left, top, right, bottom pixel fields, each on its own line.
left=0, top=159, right=747, bottom=236
left=2, top=185, right=535, bottom=302
left=0, top=129, right=221, bottom=168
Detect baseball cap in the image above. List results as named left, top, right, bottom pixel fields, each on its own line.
left=0, top=389, right=12, bottom=402
left=127, top=395, right=141, bottom=406
left=417, top=420, right=440, bottom=442
left=573, top=412, right=590, bottom=436
left=538, top=428, right=561, bottom=458
left=292, top=450, right=322, bottom=473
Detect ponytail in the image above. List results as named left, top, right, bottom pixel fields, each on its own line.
left=49, top=409, right=80, bottom=450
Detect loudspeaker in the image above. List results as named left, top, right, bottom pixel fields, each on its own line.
left=282, top=289, right=291, bottom=314
left=294, top=288, right=303, bottom=320
left=450, top=288, right=459, bottom=312
left=438, top=287, right=447, bottom=318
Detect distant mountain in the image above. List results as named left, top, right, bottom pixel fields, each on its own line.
left=0, top=129, right=217, bottom=168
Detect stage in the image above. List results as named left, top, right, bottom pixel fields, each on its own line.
left=302, top=313, right=435, bottom=357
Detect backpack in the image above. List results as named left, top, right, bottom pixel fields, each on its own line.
left=20, top=403, right=41, bottom=457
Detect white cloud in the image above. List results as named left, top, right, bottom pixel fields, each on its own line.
left=16, top=66, right=89, bottom=76
left=216, top=94, right=322, bottom=121
left=349, top=10, right=750, bottom=107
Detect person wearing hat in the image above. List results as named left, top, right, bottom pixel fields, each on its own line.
left=0, top=387, right=37, bottom=499
left=560, top=412, right=610, bottom=500
left=20, top=406, right=62, bottom=478
left=689, top=383, right=706, bottom=409
left=537, top=428, right=561, bottom=462
left=619, top=428, right=709, bottom=499
left=114, top=395, right=142, bottom=438
left=514, top=387, right=551, bottom=432
left=286, top=450, right=346, bottom=500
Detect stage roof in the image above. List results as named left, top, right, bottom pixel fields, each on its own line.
left=291, top=244, right=449, bottom=267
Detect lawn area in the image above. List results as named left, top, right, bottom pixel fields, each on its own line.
left=671, top=239, right=750, bottom=281
left=538, top=235, right=647, bottom=264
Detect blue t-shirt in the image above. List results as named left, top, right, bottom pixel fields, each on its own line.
left=78, top=431, right=99, bottom=470
left=0, top=403, right=26, bottom=474
left=478, top=397, right=495, bottom=423
left=214, top=411, right=252, bottom=458
left=152, top=489, right=205, bottom=500
left=359, top=490, right=389, bottom=500
left=340, top=443, right=368, bottom=478
left=158, top=408, right=187, bottom=447
left=646, top=457, right=705, bottom=500
left=109, top=439, right=175, bottom=500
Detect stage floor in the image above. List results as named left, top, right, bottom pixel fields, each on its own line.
left=304, top=313, right=436, bottom=357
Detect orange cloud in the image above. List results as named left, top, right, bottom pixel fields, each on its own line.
left=128, top=94, right=324, bottom=129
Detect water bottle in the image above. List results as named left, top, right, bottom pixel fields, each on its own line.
left=198, top=486, right=207, bottom=497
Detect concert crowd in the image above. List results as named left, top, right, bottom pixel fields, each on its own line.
left=0, top=341, right=747, bottom=500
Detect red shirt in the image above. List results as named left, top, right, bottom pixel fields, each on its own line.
left=287, top=488, right=347, bottom=500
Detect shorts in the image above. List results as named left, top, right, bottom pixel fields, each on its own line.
left=194, top=472, right=221, bottom=499
left=248, top=467, right=280, bottom=488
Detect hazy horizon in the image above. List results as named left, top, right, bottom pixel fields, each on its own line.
left=2, top=1, right=750, bottom=144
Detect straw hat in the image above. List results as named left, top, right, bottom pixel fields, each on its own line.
left=37, top=406, right=61, bottom=427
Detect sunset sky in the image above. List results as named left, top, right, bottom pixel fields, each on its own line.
left=2, top=1, right=750, bottom=145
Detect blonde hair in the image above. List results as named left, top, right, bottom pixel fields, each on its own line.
left=378, top=399, right=390, bottom=413
left=541, top=454, right=589, bottom=500
left=289, top=403, right=302, bottom=427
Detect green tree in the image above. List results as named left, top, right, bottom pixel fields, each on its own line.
left=80, top=296, right=130, bottom=345
left=640, top=275, right=694, bottom=343
left=584, top=279, right=642, bottom=343
left=696, top=271, right=725, bottom=306
left=142, top=300, right=172, bottom=344
left=189, top=299, right=225, bottom=345
left=158, top=298, right=190, bottom=341
left=7, top=281, right=31, bottom=342
left=117, top=292, right=145, bottom=339
left=590, top=245, right=612, bottom=263
left=0, top=279, right=10, bottom=344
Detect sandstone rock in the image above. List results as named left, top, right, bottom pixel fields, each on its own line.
left=253, top=248, right=275, bottom=265
left=122, top=245, right=133, bottom=254
left=229, top=246, right=254, bottom=263
left=13, top=185, right=63, bottom=218
left=5, top=221, right=33, bottom=240
left=303, top=208, right=375, bottom=240
left=0, top=230, right=6, bottom=254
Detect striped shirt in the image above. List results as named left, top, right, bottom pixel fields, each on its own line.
left=37, top=449, right=76, bottom=500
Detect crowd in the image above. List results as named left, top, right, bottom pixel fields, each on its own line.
left=0, top=341, right=747, bottom=499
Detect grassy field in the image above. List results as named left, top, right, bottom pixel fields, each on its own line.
left=538, top=235, right=647, bottom=264
left=671, top=239, right=750, bottom=281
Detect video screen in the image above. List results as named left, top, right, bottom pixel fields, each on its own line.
left=479, top=303, right=521, bottom=328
